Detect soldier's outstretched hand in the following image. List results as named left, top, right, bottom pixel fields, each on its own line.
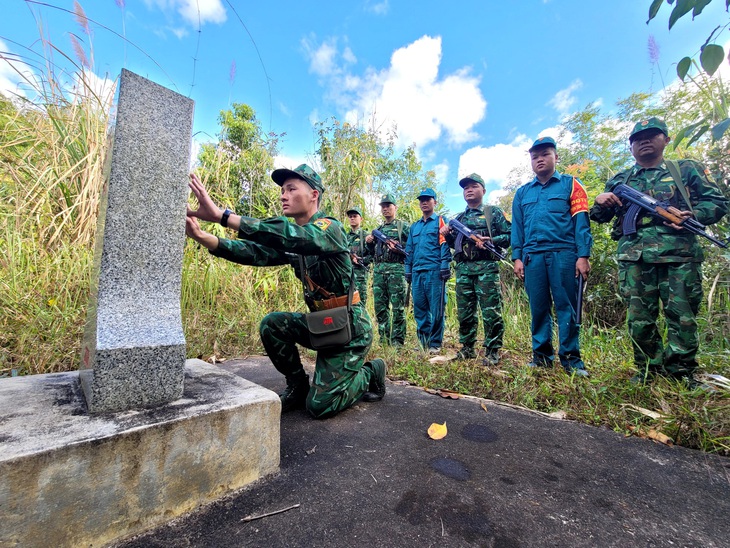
left=188, top=173, right=223, bottom=223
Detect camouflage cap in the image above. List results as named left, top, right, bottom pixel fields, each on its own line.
left=271, top=164, right=325, bottom=193
left=346, top=207, right=363, bottom=217
left=378, top=193, right=397, bottom=205
left=417, top=188, right=437, bottom=200
left=629, top=117, right=669, bottom=142
left=459, top=173, right=486, bottom=189
left=528, top=136, right=557, bottom=153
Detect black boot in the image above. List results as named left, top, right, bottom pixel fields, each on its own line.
left=362, top=359, right=386, bottom=402
left=279, top=370, right=309, bottom=412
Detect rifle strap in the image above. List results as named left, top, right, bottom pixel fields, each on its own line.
left=297, top=255, right=336, bottom=300
left=484, top=205, right=494, bottom=240
left=665, top=159, right=694, bottom=215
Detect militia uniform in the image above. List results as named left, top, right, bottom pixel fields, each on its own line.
left=446, top=174, right=511, bottom=363
left=211, top=165, right=385, bottom=418
left=346, top=207, right=372, bottom=307
left=512, top=138, right=593, bottom=373
left=367, top=194, right=410, bottom=346
left=590, top=118, right=728, bottom=380
left=405, top=188, right=452, bottom=351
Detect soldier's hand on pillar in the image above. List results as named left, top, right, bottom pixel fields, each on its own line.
left=188, top=173, right=223, bottom=222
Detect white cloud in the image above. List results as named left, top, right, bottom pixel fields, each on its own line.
left=143, top=0, right=226, bottom=26
left=304, top=35, right=486, bottom=150
left=365, top=1, right=390, bottom=15
left=431, top=160, right=449, bottom=187
left=72, top=70, right=117, bottom=108
left=458, top=134, right=532, bottom=193
left=548, top=79, right=582, bottom=114
left=0, top=40, right=34, bottom=99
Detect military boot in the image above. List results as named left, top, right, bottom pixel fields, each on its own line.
left=279, top=370, right=309, bottom=412
left=362, top=359, right=387, bottom=402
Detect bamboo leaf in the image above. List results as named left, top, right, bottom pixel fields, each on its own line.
left=647, top=0, right=664, bottom=23
left=677, top=56, right=692, bottom=81
left=693, top=0, right=712, bottom=17
left=686, top=124, right=710, bottom=147
left=711, top=118, right=730, bottom=141
left=668, top=0, right=695, bottom=30
left=700, top=44, right=725, bottom=76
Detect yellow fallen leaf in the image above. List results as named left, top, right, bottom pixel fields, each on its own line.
left=646, top=429, right=673, bottom=445
left=480, top=402, right=488, bottom=412
left=438, top=390, right=460, bottom=399
left=621, top=404, right=666, bottom=420
left=427, top=422, right=447, bottom=440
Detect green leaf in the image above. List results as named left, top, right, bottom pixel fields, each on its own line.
left=686, top=124, right=710, bottom=147
left=677, top=57, right=692, bottom=80
left=673, top=120, right=705, bottom=149
left=700, top=44, right=725, bottom=76
left=669, top=0, right=695, bottom=30
left=693, top=0, right=712, bottom=17
left=711, top=118, right=730, bottom=141
left=647, top=0, right=664, bottom=22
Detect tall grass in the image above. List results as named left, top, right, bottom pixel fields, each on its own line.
left=0, top=28, right=727, bottom=454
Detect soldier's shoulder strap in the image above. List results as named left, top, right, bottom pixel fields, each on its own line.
left=665, top=159, right=694, bottom=214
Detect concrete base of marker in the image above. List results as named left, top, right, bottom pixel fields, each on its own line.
left=0, top=359, right=280, bottom=548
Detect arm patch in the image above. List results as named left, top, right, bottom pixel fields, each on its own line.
left=570, top=178, right=589, bottom=216
left=313, top=218, right=332, bottom=230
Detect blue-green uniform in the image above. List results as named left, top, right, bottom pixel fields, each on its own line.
left=347, top=228, right=371, bottom=307
left=446, top=205, right=511, bottom=353
left=512, top=172, right=593, bottom=371
left=366, top=220, right=410, bottom=345
left=211, top=211, right=377, bottom=419
left=590, top=159, right=728, bottom=378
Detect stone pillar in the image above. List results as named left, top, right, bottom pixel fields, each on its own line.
left=80, top=69, right=194, bottom=413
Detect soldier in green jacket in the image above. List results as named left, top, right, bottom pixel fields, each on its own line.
left=186, top=164, right=386, bottom=418
left=365, top=195, right=410, bottom=346
left=346, top=207, right=371, bottom=307
left=590, top=118, right=728, bottom=385
left=442, top=173, right=511, bottom=366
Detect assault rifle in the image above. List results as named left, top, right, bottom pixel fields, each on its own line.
left=371, top=229, right=407, bottom=256
left=449, top=218, right=507, bottom=261
left=350, top=253, right=368, bottom=269
left=612, top=184, right=728, bottom=248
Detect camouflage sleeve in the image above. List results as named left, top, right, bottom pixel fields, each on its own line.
left=490, top=206, right=511, bottom=249
left=400, top=222, right=411, bottom=246
left=210, top=238, right=289, bottom=266
left=237, top=215, right=348, bottom=255
left=589, top=174, right=623, bottom=224
left=683, top=160, right=729, bottom=226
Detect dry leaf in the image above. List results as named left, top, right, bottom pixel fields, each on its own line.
left=429, top=355, right=450, bottom=364
left=305, top=445, right=317, bottom=455
left=546, top=410, right=567, bottom=420
left=424, top=388, right=438, bottom=394
left=480, top=402, right=488, bottom=412
left=646, top=429, right=673, bottom=445
left=621, top=404, right=665, bottom=420
left=438, top=390, right=460, bottom=400
left=427, top=422, right=448, bottom=440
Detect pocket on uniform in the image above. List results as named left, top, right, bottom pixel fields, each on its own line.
left=547, top=195, right=569, bottom=214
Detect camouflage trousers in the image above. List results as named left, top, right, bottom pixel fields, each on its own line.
left=618, top=260, right=703, bottom=377
left=455, top=261, right=503, bottom=351
left=259, top=304, right=375, bottom=419
left=372, top=262, right=407, bottom=345
left=353, top=266, right=370, bottom=308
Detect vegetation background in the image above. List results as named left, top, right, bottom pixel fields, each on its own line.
left=1, top=0, right=728, bottom=454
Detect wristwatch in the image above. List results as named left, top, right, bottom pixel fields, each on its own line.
left=220, top=209, right=232, bottom=228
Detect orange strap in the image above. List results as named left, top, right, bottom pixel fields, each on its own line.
left=313, top=291, right=361, bottom=311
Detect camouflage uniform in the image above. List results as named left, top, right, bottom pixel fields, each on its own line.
left=367, top=219, right=410, bottom=345
left=347, top=228, right=371, bottom=307
left=590, top=159, right=728, bottom=378
left=446, top=205, right=511, bottom=353
left=212, top=211, right=379, bottom=419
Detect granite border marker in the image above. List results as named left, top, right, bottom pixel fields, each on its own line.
left=80, top=69, right=194, bottom=413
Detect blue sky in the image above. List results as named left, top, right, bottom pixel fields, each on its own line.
left=2, top=0, right=728, bottom=213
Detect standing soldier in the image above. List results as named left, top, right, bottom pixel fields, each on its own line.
left=346, top=207, right=371, bottom=307
left=512, top=137, right=592, bottom=377
left=366, top=194, right=410, bottom=347
left=185, top=164, right=387, bottom=418
left=405, top=188, right=452, bottom=353
left=441, top=174, right=511, bottom=366
left=590, top=118, right=728, bottom=385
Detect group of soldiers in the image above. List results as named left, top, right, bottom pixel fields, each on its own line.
left=186, top=116, right=728, bottom=420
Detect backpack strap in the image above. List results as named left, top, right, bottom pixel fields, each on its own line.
left=665, top=159, right=694, bottom=214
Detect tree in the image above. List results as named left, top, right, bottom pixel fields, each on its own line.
left=197, top=103, right=280, bottom=219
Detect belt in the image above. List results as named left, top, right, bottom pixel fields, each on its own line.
left=313, top=290, right=360, bottom=311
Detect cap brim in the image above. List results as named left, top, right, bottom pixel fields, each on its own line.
left=629, top=128, right=667, bottom=142
left=459, top=178, right=484, bottom=188
left=271, top=168, right=304, bottom=186
left=346, top=210, right=361, bottom=215
left=528, top=143, right=556, bottom=153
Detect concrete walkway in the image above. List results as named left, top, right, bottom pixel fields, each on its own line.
left=117, top=356, right=730, bottom=547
